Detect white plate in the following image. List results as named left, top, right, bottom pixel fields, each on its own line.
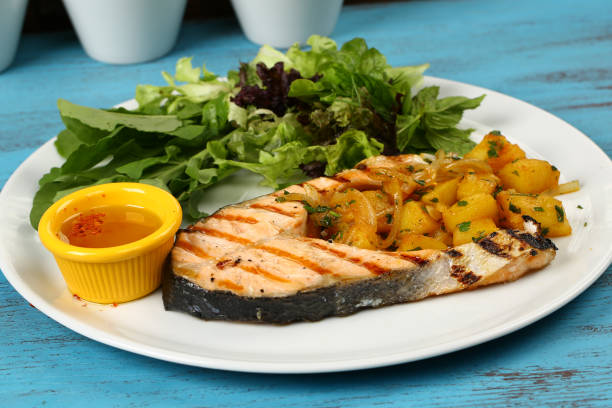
left=1, top=77, right=611, bottom=374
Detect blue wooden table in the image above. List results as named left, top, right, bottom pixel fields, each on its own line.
left=1, top=0, right=611, bottom=406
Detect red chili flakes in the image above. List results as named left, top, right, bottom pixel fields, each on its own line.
left=69, top=212, right=105, bottom=238
left=73, top=294, right=81, bottom=300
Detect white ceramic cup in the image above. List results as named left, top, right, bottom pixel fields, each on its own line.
left=62, top=0, right=187, bottom=64
left=230, top=0, right=343, bottom=48
left=0, top=0, right=28, bottom=73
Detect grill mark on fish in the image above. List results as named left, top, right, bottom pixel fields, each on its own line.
left=308, top=241, right=390, bottom=275
left=478, top=238, right=511, bottom=258
left=396, top=253, right=429, bottom=266
left=191, top=226, right=252, bottom=245
left=216, top=258, right=242, bottom=269
left=236, top=263, right=292, bottom=283
left=506, top=228, right=558, bottom=251
left=175, top=239, right=212, bottom=259
left=249, top=203, right=298, bottom=217
left=255, top=244, right=337, bottom=276
left=446, top=249, right=463, bottom=258
left=218, top=280, right=244, bottom=291
left=450, top=265, right=481, bottom=285
left=211, top=213, right=259, bottom=224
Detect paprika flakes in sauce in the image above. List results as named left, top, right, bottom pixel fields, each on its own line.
left=60, top=205, right=162, bottom=248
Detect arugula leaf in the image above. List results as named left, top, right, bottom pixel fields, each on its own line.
left=58, top=99, right=182, bottom=133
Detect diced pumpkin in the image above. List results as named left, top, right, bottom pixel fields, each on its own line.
left=432, top=226, right=453, bottom=246
left=443, top=193, right=499, bottom=232
left=452, top=218, right=498, bottom=246
left=422, top=178, right=460, bottom=206
left=464, top=133, right=526, bottom=171
left=362, top=190, right=393, bottom=233
left=397, top=233, right=448, bottom=251
left=399, top=201, right=439, bottom=235
left=496, top=191, right=572, bottom=237
left=498, top=159, right=560, bottom=194
left=456, top=173, right=500, bottom=200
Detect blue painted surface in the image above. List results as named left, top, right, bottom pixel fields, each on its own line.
left=1, top=0, right=611, bottom=406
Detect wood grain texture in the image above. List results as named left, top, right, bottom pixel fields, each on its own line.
left=1, top=0, right=610, bottom=406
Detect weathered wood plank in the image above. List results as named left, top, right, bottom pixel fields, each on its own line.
left=0, top=0, right=610, bottom=406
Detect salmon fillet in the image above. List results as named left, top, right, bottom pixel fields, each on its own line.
left=162, top=172, right=557, bottom=324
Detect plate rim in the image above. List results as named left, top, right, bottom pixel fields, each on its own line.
left=1, top=75, right=611, bottom=374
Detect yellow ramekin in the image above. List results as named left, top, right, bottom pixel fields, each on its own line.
left=38, top=182, right=182, bottom=304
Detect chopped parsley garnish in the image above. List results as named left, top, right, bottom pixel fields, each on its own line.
left=541, top=227, right=549, bottom=236
left=329, top=210, right=341, bottom=218
left=385, top=213, right=393, bottom=224
left=302, top=201, right=330, bottom=213
left=457, top=200, right=468, bottom=207
left=415, top=179, right=426, bottom=186
left=472, top=231, right=486, bottom=243
left=406, top=165, right=414, bottom=172
left=457, top=221, right=471, bottom=232
left=487, top=140, right=500, bottom=158
left=577, top=205, right=583, bottom=209
left=489, top=130, right=502, bottom=136
left=555, top=205, right=565, bottom=222
left=409, top=246, right=423, bottom=251
left=584, top=222, right=587, bottom=227
left=533, top=206, right=544, bottom=212
left=283, top=190, right=290, bottom=195
left=551, top=165, right=558, bottom=171
left=512, top=170, right=520, bottom=176
left=430, top=197, right=439, bottom=203
left=509, top=203, right=521, bottom=214
left=275, top=196, right=286, bottom=202
left=493, top=185, right=503, bottom=198
left=320, top=215, right=333, bottom=227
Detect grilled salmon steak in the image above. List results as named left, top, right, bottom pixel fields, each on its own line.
left=163, top=153, right=558, bottom=323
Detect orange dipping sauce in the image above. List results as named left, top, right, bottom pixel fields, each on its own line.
left=60, top=205, right=162, bottom=248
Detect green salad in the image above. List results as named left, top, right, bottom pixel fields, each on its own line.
left=30, top=35, right=484, bottom=229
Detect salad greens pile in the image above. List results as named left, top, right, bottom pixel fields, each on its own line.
left=30, top=35, right=484, bottom=229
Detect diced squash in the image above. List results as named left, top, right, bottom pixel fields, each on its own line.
left=397, top=233, right=448, bottom=251
left=456, top=173, right=500, bottom=200
left=496, top=191, right=572, bottom=237
left=464, top=133, right=526, bottom=171
left=399, top=201, right=439, bottom=235
left=422, top=178, right=460, bottom=206
left=443, top=193, right=499, bottom=232
left=452, top=218, right=498, bottom=246
left=362, top=190, right=393, bottom=233
left=432, top=226, right=453, bottom=246
left=498, top=159, right=560, bottom=194
left=345, top=227, right=377, bottom=249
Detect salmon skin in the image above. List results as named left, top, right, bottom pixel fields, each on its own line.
left=162, top=173, right=557, bottom=324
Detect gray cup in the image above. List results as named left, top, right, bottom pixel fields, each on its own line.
left=0, top=0, right=28, bottom=73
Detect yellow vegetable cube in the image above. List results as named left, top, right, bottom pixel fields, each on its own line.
left=443, top=193, right=499, bottom=232
left=422, top=178, right=460, bottom=206
left=496, top=191, right=572, bottom=237
left=464, top=132, right=526, bottom=172
left=498, top=159, right=560, bottom=194
left=456, top=173, right=500, bottom=200
left=452, top=218, right=498, bottom=246
left=397, top=233, right=448, bottom=251
left=399, top=201, right=439, bottom=235
left=432, top=226, right=453, bottom=246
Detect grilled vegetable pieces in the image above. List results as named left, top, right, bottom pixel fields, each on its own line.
left=163, top=132, right=577, bottom=323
